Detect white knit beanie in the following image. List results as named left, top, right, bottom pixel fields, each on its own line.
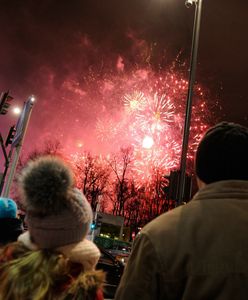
left=19, top=156, right=93, bottom=249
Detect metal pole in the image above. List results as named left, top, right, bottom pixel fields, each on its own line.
left=0, top=147, right=13, bottom=196
left=2, top=100, right=34, bottom=197
left=177, top=0, right=203, bottom=205
left=91, top=196, right=101, bottom=241
left=0, top=134, right=9, bottom=195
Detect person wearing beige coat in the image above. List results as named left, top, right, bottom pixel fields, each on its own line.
left=115, top=122, right=248, bottom=300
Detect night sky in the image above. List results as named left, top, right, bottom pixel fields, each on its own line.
left=1, top=0, right=248, bottom=160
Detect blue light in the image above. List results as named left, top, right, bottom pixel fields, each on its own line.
left=91, top=222, right=96, bottom=230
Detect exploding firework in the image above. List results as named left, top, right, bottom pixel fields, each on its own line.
left=92, top=67, right=213, bottom=182
left=135, top=92, right=175, bottom=132
left=133, top=138, right=181, bottom=183
left=123, top=91, right=146, bottom=114
left=96, top=118, right=118, bottom=142
left=48, top=60, right=214, bottom=184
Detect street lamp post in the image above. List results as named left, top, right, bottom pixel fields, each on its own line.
left=177, top=0, right=203, bottom=205
left=2, top=96, right=35, bottom=197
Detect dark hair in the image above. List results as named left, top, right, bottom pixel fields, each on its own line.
left=195, top=122, right=248, bottom=184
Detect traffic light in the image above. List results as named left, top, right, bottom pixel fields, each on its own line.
left=96, top=215, right=103, bottom=228
left=91, top=214, right=103, bottom=231
left=5, top=125, right=16, bottom=147
left=91, top=221, right=96, bottom=230
left=0, top=91, right=13, bottom=115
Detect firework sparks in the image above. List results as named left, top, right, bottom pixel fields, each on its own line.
left=95, top=118, right=119, bottom=142
left=49, top=63, right=214, bottom=185
left=142, top=136, right=154, bottom=149
left=133, top=139, right=181, bottom=183
left=93, top=67, right=213, bottom=183
left=123, top=91, right=146, bottom=114
left=135, top=93, right=175, bottom=132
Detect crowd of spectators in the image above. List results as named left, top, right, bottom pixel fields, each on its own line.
left=0, top=121, right=248, bottom=300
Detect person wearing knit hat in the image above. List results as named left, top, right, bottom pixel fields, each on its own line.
left=195, top=121, right=248, bottom=185
left=115, top=122, right=248, bottom=300
left=0, top=197, right=23, bottom=246
left=0, top=156, right=105, bottom=300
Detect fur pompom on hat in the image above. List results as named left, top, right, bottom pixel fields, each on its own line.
left=19, top=156, right=74, bottom=215
left=18, top=156, right=93, bottom=249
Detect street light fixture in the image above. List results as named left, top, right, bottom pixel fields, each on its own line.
left=13, top=107, right=21, bottom=115
left=185, top=0, right=194, bottom=8
left=177, top=0, right=203, bottom=205
left=2, top=96, right=35, bottom=197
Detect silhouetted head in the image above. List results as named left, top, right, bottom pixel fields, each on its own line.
left=195, top=122, right=248, bottom=186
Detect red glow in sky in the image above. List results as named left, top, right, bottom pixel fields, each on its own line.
left=0, top=1, right=220, bottom=179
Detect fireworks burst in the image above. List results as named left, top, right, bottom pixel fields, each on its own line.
left=96, top=118, right=119, bottom=142
left=135, top=92, right=175, bottom=132
left=92, top=67, right=213, bottom=182
left=54, top=62, right=214, bottom=184
left=123, top=91, right=146, bottom=114
left=133, top=138, right=181, bottom=183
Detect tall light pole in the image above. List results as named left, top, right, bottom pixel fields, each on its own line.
left=2, top=96, right=35, bottom=197
left=177, top=0, right=203, bottom=205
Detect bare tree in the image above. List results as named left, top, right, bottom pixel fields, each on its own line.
left=124, top=181, right=142, bottom=228
left=123, top=168, right=170, bottom=230
left=73, top=152, right=111, bottom=211
left=108, top=147, right=133, bottom=217
left=18, top=139, right=63, bottom=166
